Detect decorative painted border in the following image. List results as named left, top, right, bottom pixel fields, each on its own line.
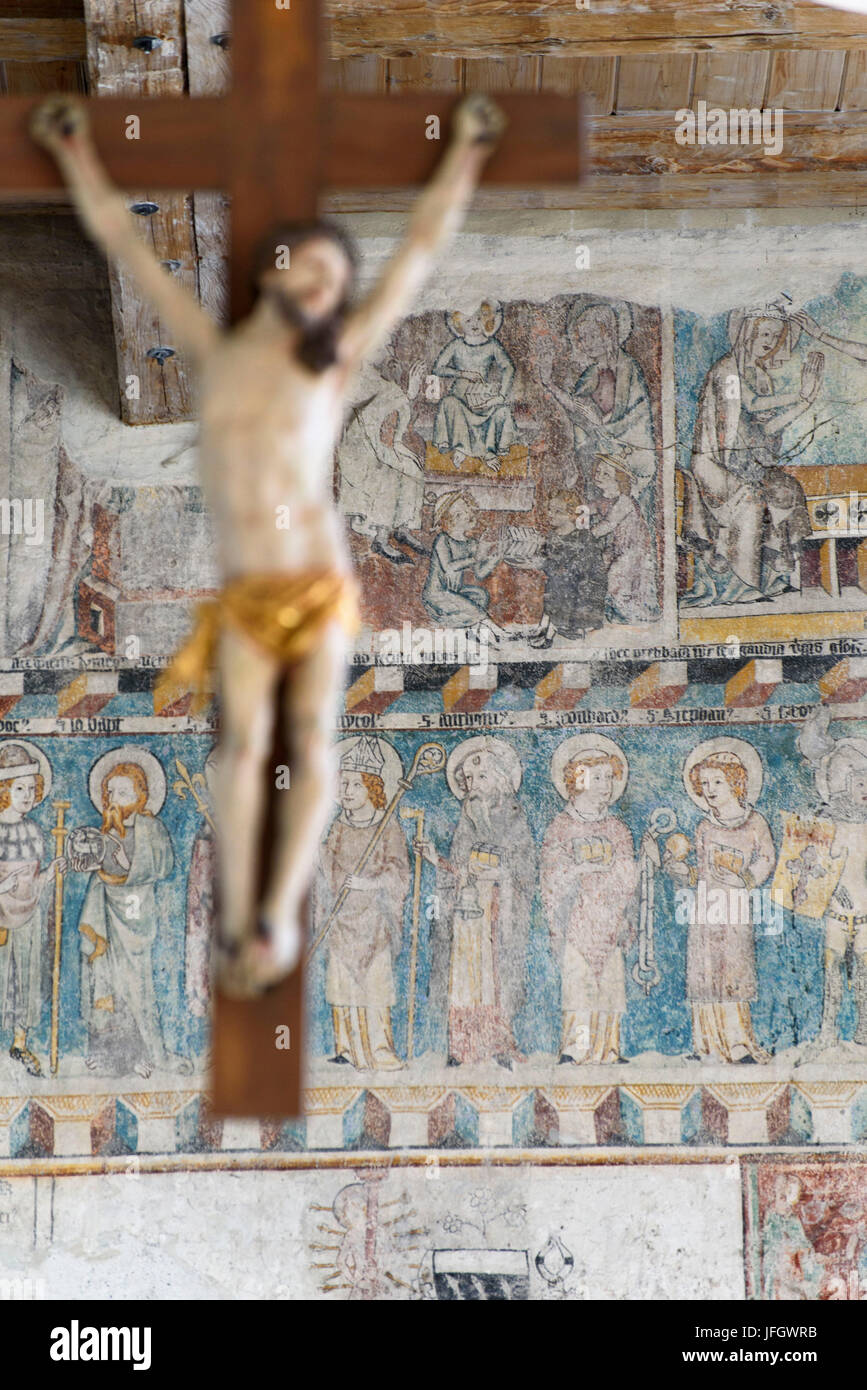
left=3, top=1078, right=867, bottom=1161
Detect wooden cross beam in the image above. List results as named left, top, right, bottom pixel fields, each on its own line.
left=0, top=4, right=583, bottom=323
left=0, top=0, right=582, bottom=1119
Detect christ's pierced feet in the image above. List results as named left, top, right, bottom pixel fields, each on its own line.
left=218, top=916, right=302, bottom=998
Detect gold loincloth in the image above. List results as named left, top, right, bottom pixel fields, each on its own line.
left=154, top=569, right=359, bottom=715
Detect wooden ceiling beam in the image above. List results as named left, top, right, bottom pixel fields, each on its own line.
left=6, top=102, right=867, bottom=205
left=4, top=5, right=867, bottom=67
left=324, top=171, right=867, bottom=211
left=0, top=18, right=85, bottom=61
left=82, top=0, right=198, bottom=426
left=327, top=1, right=867, bottom=59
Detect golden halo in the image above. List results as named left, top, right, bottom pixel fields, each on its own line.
left=682, top=736, right=763, bottom=811
left=88, top=745, right=166, bottom=815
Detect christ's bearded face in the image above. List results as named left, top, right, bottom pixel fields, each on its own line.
left=259, top=236, right=352, bottom=325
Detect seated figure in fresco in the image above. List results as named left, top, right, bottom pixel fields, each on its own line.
left=528, top=489, right=606, bottom=648
left=538, top=301, right=656, bottom=506
left=431, top=301, right=518, bottom=470
left=590, top=455, right=659, bottom=624
left=680, top=307, right=820, bottom=607
left=663, top=739, right=774, bottom=1064
left=421, top=738, right=535, bottom=1069
left=0, top=743, right=64, bottom=1078
left=314, top=737, right=409, bottom=1072
left=541, top=736, right=638, bottom=1065
left=338, top=347, right=429, bottom=564
left=422, top=491, right=510, bottom=643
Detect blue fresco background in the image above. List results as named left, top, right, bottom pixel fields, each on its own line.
left=309, top=722, right=866, bottom=1062
left=9, top=721, right=862, bottom=1071
left=675, top=271, right=867, bottom=476
left=10, top=734, right=214, bottom=1065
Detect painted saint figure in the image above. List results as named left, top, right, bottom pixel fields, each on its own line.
left=761, top=1174, right=822, bottom=1301
left=70, top=748, right=189, bottom=1078
left=528, top=490, right=606, bottom=648
left=431, top=301, right=518, bottom=470
left=423, top=738, right=535, bottom=1068
left=680, top=307, right=818, bottom=606
left=539, top=301, right=656, bottom=499
left=315, top=737, right=409, bottom=1071
left=422, top=491, right=510, bottom=643
left=33, top=92, right=508, bottom=996
left=541, top=735, right=638, bottom=1065
left=0, top=743, right=64, bottom=1077
left=590, top=454, right=659, bottom=623
left=665, top=738, right=773, bottom=1063
left=337, top=349, right=428, bottom=563
left=790, top=711, right=867, bottom=1062
left=184, top=748, right=218, bottom=1022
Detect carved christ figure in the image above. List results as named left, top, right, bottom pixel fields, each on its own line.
left=33, top=93, right=506, bottom=996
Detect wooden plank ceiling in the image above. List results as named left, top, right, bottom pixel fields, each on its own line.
left=4, top=0, right=867, bottom=423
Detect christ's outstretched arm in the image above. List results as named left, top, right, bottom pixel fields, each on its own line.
left=339, top=94, right=506, bottom=367
left=31, top=97, right=220, bottom=364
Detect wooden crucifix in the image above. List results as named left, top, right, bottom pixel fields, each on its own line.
left=2, top=1, right=582, bottom=1118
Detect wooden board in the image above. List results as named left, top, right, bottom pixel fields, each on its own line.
left=83, top=0, right=197, bottom=423
left=326, top=0, right=867, bottom=58
left=692, top=50, right=771, bottom=109
left=615, top=52, right=694, bottom=111
left=767, top=47, right=847, bottom=109
left=185, top=2, right=230, bottom=327
left=0, top=18, right=85, bottom=61
left=541, top=56, right=617, bottom=115
left=211, top=976, right=304, bottom=1119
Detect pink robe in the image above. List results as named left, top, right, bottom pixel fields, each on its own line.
left=541, top=808, right=638, bottom=986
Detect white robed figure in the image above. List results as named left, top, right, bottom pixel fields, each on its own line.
left=0, top=741, right=64, bottom=1077
left=73, top=746, right=189, bottom=1077
left=316, top=736, right=410, bottom=1071
left=681, top=305, right=818, bottom=606
left=337, top=351, right=428, bottom=562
